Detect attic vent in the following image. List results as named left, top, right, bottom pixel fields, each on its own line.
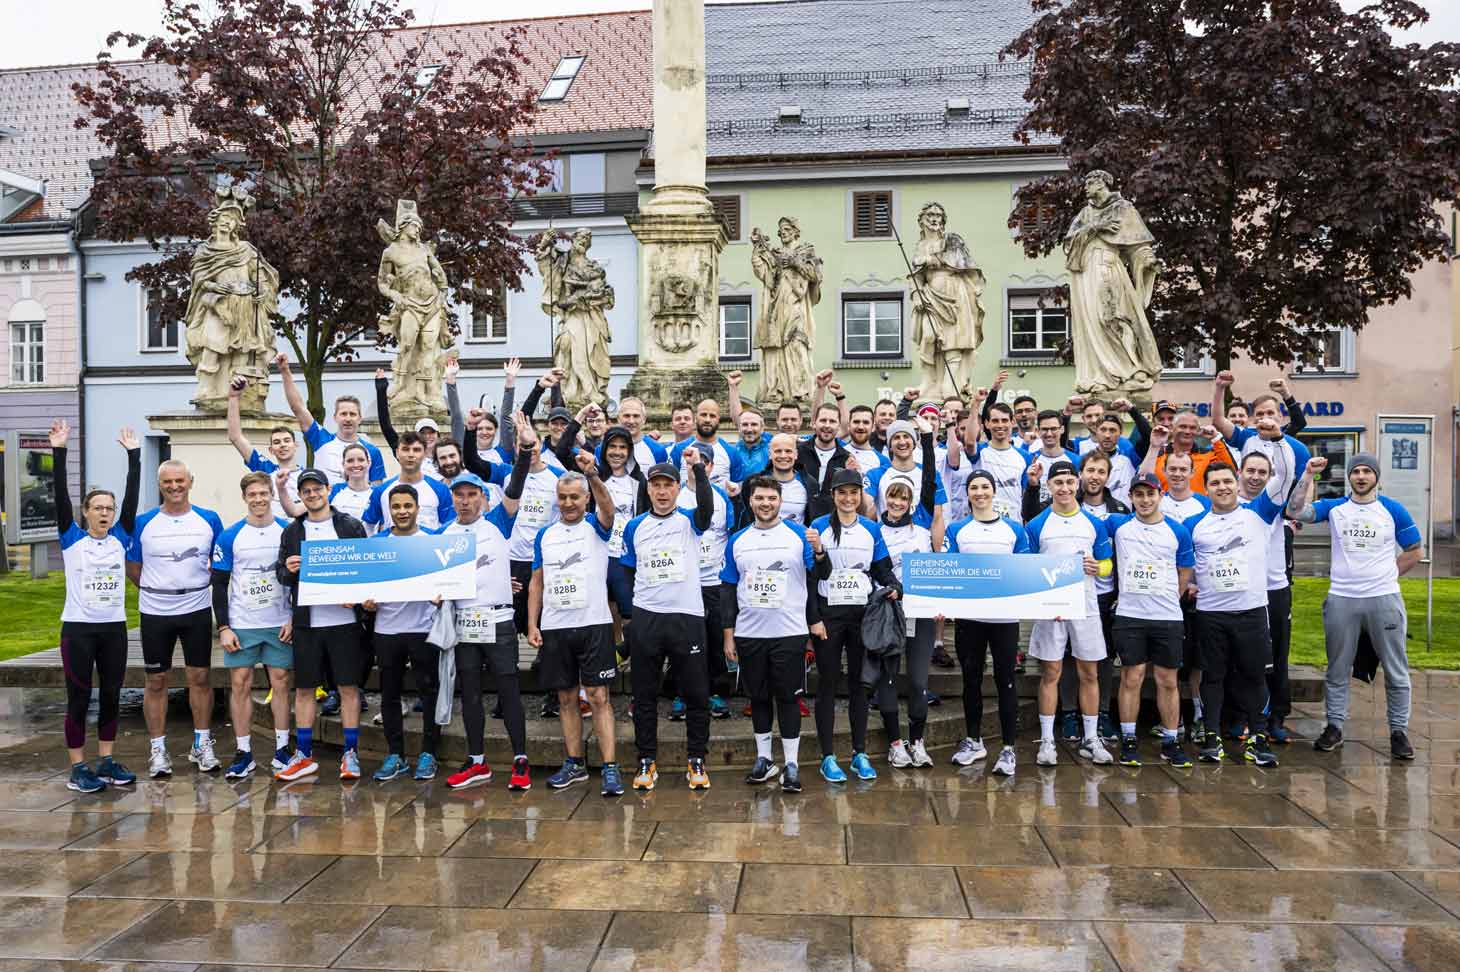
left=778, top=105, right=802, bottom=122
left=946, top=96, right=970, bottom=115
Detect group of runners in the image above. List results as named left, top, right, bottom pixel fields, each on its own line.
left=53, top=357, right=1424, bottom=795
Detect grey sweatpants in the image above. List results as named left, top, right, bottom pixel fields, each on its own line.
left=1322, top=592, right=1410, bottom=732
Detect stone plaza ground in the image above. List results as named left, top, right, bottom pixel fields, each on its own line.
left=0, top=673, right=1458, bottom=970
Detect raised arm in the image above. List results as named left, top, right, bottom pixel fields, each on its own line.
left=828, top=377, right=850, bottom=435
left=686, top=451, right=713, bottom=531
left=500, top=441, right=532, bottom=517
left=1210, top=371, right=1237, bottom=443
left=444, top=358, right=466, bottom=448
left=1126, top=400, right=1151, bottom=459
left=726, top=370, right=744, bottom=425
left=226, top=378, right=254, bottom=462
left=811, top=369, right=834, bottom=419
left=275, top=353, right=314, bottom=431
left=916, top=417, right=938, bottom=516
left=1286, top=457, right=1326, bottom=522
left=498, top=357, right=520, bottom=456
left=1271, top=377, right=1307, bottom=435
left=578, top=451, right=615, bottom=531
left=373, top=369, right=399, bottom=451
left=1139, top=425, right=1169, bottom=477
left=119, top=427, right=141, bottom=535
left=48, top=419, right=74, bottom=533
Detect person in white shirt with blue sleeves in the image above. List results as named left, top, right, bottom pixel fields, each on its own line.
left=1287, top=453, right=1424, bottom=760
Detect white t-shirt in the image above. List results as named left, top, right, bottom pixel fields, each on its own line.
left=301, top=517, right=357, bottom=628
left=441, top=505, right=517, bottom=632
left=720, top=520, right=816, bottom=639
left=1311, top=495, right=1421, bottom=599
left=369, top=530, right=437, bottom=635
left=328, top=483, right=374, bottom=527
left=678, top=483, right=732, bottom=587
left=533, top=513, right=614, bottom=630
left=362, top=475, right=456, bottom=532
left=61, top=522, right=131, bottom=625
left=813, top=444, right=837, bottom=486
left=622, top=508, right=708, bottom=616
left=775, top=474, right=809, bottom=525
left=866, top=463, right=947, bottom=530
left=808, top=514, right=889, bottom=606
left=127, top=506, right=225, bottom=616
left=1029, top=448, right=1078, bottom=506
left=603, top=473, right=641, bottom=558
left=845, top=443, right=888, bottom=489
left=1026, top=506, right=1114, bottom=618
left=880, top=520, right=932, bottom=579
left=1183, top=491, right=1284, bottom=613
left=303, top=423, right=385, bottom=487
left=1160, top=492, right=1210, bottom=522
left=1107, top=514, right=1195, bottom=622
left=971, top=442, right=1033, bottom=522
left=507, top=467, right=565, bottom=561
left=213, top=516, right=290, bottom=630
left=244, top=450, right=301, bottom=520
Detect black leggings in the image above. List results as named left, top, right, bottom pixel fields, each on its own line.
left=815, top=612, right=868, bottom=758
left=376, top=632, right=439, bottom=757
left=872, top=618, right=935, bottom=744
left=61, top=621, right=128, bottom=750
left=955, top=619, right=1021, bottom=746
left=455, top=629, right=527, bottom=758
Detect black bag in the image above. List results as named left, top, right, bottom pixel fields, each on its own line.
left=860, top=588, right=906, bottom=688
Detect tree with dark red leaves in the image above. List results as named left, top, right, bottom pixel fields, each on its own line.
left=75, top=0, right=552, bottom=417
left=1003, top=0, right=1460, bottom=371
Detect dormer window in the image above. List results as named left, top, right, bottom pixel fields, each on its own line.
left=540, top=55, right=585, bottom=102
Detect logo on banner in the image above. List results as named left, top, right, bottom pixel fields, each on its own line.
left=435, top=535, right=471, bottom=567
left=1040, top=558, right=1078, bottom=589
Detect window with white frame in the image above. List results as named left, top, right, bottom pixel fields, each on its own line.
left=1294, top=327, right=1355, bottom=375
left=842, top=294, right=903, bottom=358
left=1162, top=337, right=1210, bottom=376
left=718, top=298, right=751, bottom=361
left=9, top=320, right=44, bottom=383
left=143, top=289, right=180, bottom=351
left=540, top=55, right=585, bottom=102
left=1007, top=292, right=1068, bottom=355
left=468, top=283, right=508, bottom=343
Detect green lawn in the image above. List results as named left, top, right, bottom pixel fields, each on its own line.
left=1289, top=577, right=1460, bottom=670
left=0, top=571, right=140, bottom=663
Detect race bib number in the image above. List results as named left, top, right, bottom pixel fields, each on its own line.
left=992, top=497, right=1017, bottom=520
left=519, top=495, right=551, bottom=529
left=745, top=568, right=787, bottom=608
left=81, top=570, right=122, bottom=610
left=1339, top=517, right=1381, bottom=555
left=242, top=572, right=281, bottom=611
left=827, top=568, right=870, bottom=606
left=698, top=534, right=721, bottom=570
left=455, top=605, right=492, bottom=643
left=1207, top=556, right=1247, bottom=593
left=607, top=518, right=628, bottom=558
left=1121, top=559, right=1169, bottom=596
left=643, top=548, right=685, bottom=586
left=547, top=572, right=586, bottom=611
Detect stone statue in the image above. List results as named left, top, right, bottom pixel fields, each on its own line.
left=537, top=227, right=613, bottom=406
left=376, top=200, right=452, bottom=419
left=1063, top=170, right=1163, bottom=397
left=751, top=216, right=822, bottom=403
left=908, top=202, right=984, bottom=401
left=183, top=186, right=279, bottom=412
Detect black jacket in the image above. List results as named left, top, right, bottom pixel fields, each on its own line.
left=277, top=509, right=368, bottom=630
left=797, top=437, right=851, bottom=522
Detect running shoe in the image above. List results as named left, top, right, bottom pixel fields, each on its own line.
left=339, top=750, right=361, bottom=780
left=850, top=752, right=877, bottom=781
left=148, top=749, right=173, bottom=779
left=1059, top=712, right=1080, bottom=742
left=601, top=762, right=624, bottom=797
left=271, top=747, right=291, bottom=773
left=96, top=755, right=135, bottom=786
left=1079, top=737, right=1114, bottom=765
left=372, top=754, right=406, bottom=783
left=686, top=757, right=711, bottom=790
left=780, top=762, right=802, bottom=792
left=1148, top=722, right=1168, bottom=739
left=820, top=755, right=848, bottom=783
left=709, top=695, right=731, bottom=719
left=224, top=751, right=256, bottom=780
left=549, top=758, right=589, bottom=789
left=669, top=697, right=687, bottom=722
left=1245, top=734, right=1278, bottom=768
left=925, top=690, right=942, bottom=707
left=1097, top=710, right=1118, bottom=742
left=931, top=643, right=956, bottom=668
left=798, top=697, right=811, bottom=718
left=742, top=701, right=754, bottom=717
left=1313, top=724, right=1344, bottom=752
left=1267, top=721, right=1294, bottom=745
left=632, top=758, right=658, bottom=791
left=1118, top=735, right=1141, bottom=767
left=414, top=753, right=438, bottom=781
left=1225, top=723, right=1249, bottom=743
left=1160, top=739, right=1192, bottom=768
left=540, top=696, right=560, bottom=719
left=320, top=691, right=341, bottom=716
left=508, top=757, right=532, bottom=791
left=745, top=756, right=779, bottom=784
left=909, top=740, right=933, bottom=767
left=413, top=698, right=424, bottom=713
left=68, top=762, right=106, bottom=793
left=447, top=760, right=492, bottom=790
left=951, top=737, right=987, bottom=766
left=992, top=746, right=1017, bottom=776
left=1187, top=722, right=1207, bottom=746
left=1036, top=738, right=1058, bottom=766
left=1197, top=740, right=1225, bottom=764
left=189, top=740, right=220, bottom=773
left=278, top=752, right=320, bottom=782
left=887, top=740, right=912, bottom=768
left=1391, top=730, right=1416, bottom=761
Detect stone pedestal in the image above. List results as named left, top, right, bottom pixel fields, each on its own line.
left=147, top=411, right=296, bottom=521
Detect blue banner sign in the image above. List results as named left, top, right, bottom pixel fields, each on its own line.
left=902, top=552, right=1088, bottom=621
left=299, top=533, right=477, bottom=606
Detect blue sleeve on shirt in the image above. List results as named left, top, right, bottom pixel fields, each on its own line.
left=647, top=438, right=668, bottom=463
left=1380, top=496, right=1423, bottom=550
left=1086, top=512, right=1114, bottom=560
left=1168, top=518, right=1197, bottom=568
left=530, top=527, right=546, bottom=571
left=865, top=517, right=890, bottom=562
left=1182, top=510, right=1210, bottom=537
left=361, top=483, right=387, bottom=525
left=782, top=520, right=816, bottom=571
left=212, top=521, right=242, bottom=572
left=366, top=443, right=386, bottom=483
left=1025, top=507, right=1050, bottom=552
left=864, top=465, right=885, bottom=498
left=304, top=422, right=332, bottom=450
left=1309, top=498, right=1338, bottom=524
left=430, top=479, right=457, bottom=525
left=620, top=513, right=643, bottom=567
left=720, top=527, right=743, bottom=584
left=200, top=507, right=225, bottom=544
left=1247, top=488, right=1283, bottom=524
left=329, top=482, right=345, bottom=503
left=487, top=503, right=517, bottom=536
left=246, top=450, right=277, bottom=473
left=1226, top=426, right=1258, bottom=449
left=126, top=509, right=159, bottom=563
left=1106, top=512, right=1132, bottom=535
left=587, top=512, right=613, bottom=542
left=1010, top=520, right=1032, bottom=553
left=60, top=522, right=85, bottom=550
left=946, top=517, right=971, bottom=553
left=726, top=440, right=746, bottom=483
left=669, top=441, right=686, bottom=467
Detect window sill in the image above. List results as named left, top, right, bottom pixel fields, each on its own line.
left=1290, top=370, right=1357, bottom=380
left=834, top=357, right=908, bottom=369
left=999, top=356, right=1064, bottom=367
left=847, top=235, right=894, bottom=243
left=717, top=360, right=757, bottom=371
left=1159, top=371, right=1215, bottom=381
left=463, top=337, right=509, bottom=345
left=139, top=347, right=181, bottom=354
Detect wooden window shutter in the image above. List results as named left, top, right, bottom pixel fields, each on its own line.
left=710, top=195, right=741, bottom=241
left=852, top=191, right=892, bottom=238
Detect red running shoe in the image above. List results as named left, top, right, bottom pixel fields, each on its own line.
left=798, top=697, right=811, bottom=718
left=446, top=760, right=492, bottom=790
left=508, top=756, right=532, bottom=791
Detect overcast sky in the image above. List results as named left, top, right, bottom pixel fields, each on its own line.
left=1, top=0, right=1455, bottom=69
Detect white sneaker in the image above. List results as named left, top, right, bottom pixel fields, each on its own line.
left=1037, top=738, right=1059, bottom=766
left=1079, top=737, right=1114, bottom=765
left=887, top=740, right=912, bottom=768
left=909, top=739, right=933, bottom=768
left=189, top=740, right=220, bottom=773
left=992, top=746, right=1017, bottom=776
left=148, top=749, right=173, bottom=778
left=371, top=711, right=385, bottom=727
left=951, top=737, right=986, bottom=766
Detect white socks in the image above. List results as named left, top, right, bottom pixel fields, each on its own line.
left=754, top=732, right=773, bottom=761
left=1082, top=715, right=1098, bottom=742
left=780, top=736, right=800, bottom=767
left=1039, top=714, right=1054, bottom=741
left=235, top=735, right=251, bottom=753
left=275, top=730, right=289, bottom=750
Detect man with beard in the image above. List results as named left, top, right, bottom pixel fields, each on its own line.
left=844, top=405, right=891, bottom=485
left=725, top=370, right=772, bottom=473
left=670, top=399, right=746, bottom=493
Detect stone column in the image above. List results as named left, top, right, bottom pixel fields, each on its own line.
left=624, top=0, right=728, bottom=417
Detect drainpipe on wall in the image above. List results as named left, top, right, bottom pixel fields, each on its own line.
left=72, top=216, right=87, bottom=491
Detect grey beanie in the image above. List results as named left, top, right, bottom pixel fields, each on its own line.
left=1348, top=452, right=1380, bottom=481
left=887, top=419, right=918, bottom=443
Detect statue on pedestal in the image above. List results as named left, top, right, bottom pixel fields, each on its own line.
left=908, top=202, right=984, bottom=401
left=751, top=216, right=822, bottom=403
left=184, top=186, right=278, bottom=412
left=1063, top=170, right=1163, bottom=398
left=376, top=200, right=451, bottom=419
left=537, top=228, right=613, bottom=406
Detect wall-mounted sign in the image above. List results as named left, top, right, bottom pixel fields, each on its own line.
left=3, top=430, right=58, bottom=545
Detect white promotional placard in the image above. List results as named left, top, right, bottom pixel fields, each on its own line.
left=299, top=533, right=476, bottom=605
left=901, top=552, right=1087, bottom=621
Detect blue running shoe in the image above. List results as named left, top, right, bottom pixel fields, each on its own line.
left=1060, top=711, right=1081, bottom=741
left=414, top=753, right=438, bottom=780
left=819, top=755, right=847, bottom=783
left=601, top=762, right=624, bottom=797
left=96, top=755, right=135, bottom=786
left=850, top=752, right=877, bottom=781
left=319, top=691, right=341, bottom=716
left=708, top=695, right=730, bottom=719
left=67, top=762, right=106, bottom=794
left=548, top=758, right=590, bottom=789
left=271, top=747, right=291, bottom=773
left=669, top=697, right=687, bottom=722
left=224, top=751, right=256, bottom=780
left=1097, top=710, right=1118, bottom=742
left=373, top=753, right=406, bottom=783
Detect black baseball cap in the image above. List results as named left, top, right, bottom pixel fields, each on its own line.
left=297, top=468, right=329, bottom=489
left=548, top=407, right=573, bottom=423
left=646, top=462, right=680, bottom=482
left=1047, top=460, right=1079, bottom=481
left=830, top=468, right=864, bottom=491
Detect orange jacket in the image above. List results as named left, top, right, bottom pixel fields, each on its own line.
left=1154, top=440, right=1236, bottom=496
